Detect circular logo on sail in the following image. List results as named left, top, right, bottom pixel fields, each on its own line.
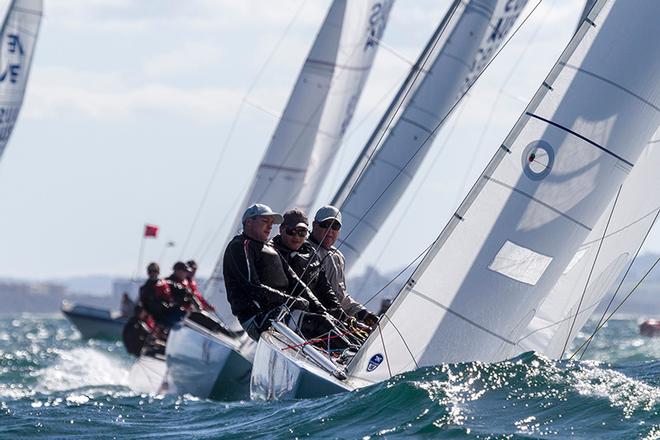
left=522, top=140, right=554, bottom=181
left=367, top=353, right=384, bottom=372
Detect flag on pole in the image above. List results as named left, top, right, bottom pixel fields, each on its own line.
left=144, top=224, right=159, bottom=238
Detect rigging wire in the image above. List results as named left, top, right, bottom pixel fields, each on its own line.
left=179, top=0, right=310, bottom=258
left=569, top=256, right=660, bottom=361
left=576, top=208, right=660, bottom=360
left=560, top=185, right=622, bottom=360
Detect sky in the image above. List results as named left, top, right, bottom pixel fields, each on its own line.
left=1, top=0, right=654, bottom=281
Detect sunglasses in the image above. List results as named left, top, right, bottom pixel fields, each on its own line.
left=285, top=228, right=308, bottom=237
left=318, top=220, right=341, bottom=230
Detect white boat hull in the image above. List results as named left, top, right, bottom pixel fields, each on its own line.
left=165, top=319, right=254, bottom=400
left=61, top=302, right=126, bottom=341
left=250, top=330, right=352, bottom=400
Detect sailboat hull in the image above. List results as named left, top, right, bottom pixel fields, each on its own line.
left=61, top=302, right=126, bottom=340
left=250, top=331, right=352, bottom=400
left=165, top=320, right=254, bottom=400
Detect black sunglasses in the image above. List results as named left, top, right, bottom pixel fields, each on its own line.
left=318, top=220, right=341, bottom=230
left=285, top=228, right=308, bottom=237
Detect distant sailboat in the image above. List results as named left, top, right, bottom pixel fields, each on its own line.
left=159, top=0, right=393, bottom=401
left=250, top=0, right=660, bottom=399
left=0, top=0, right=42, bottom=162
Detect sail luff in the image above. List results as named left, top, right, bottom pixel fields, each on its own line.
left=348, top=0, right=660, bottom=383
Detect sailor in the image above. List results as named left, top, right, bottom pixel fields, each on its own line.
left=138, top=262, right=180, bottom=327
left=166, top=261, right=200, bottom=312
left=271, top=209, right=345, bottom=320
left=309, top=205, right=378, bottom=327
left=123, top=262, right=176, bottom=356
left=223, top=203, right=346, bottom=345
left=185, top=259, right=215, bottom=312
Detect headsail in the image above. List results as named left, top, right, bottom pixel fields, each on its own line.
left=348, top=0, right=660, bottom=383
left=330, top=0, right=529, bottom=271
left=207, top=0, right=392, bottom=329
left=518, top=130, right=660, bottom=358
left=0, top=0, right=42, bottom=161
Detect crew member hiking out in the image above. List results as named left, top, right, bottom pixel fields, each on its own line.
left=223, top=203, right=352, bottom=348
left=272, top=209, right=368, bottom=344
left=309, top=205, right=378, bottom=327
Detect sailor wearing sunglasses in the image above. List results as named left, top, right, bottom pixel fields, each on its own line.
left=309, top=205, right=378, bottom=328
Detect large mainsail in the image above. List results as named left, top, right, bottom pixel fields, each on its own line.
left=0, top=0, right=42, bottom=161
left=331, top=0, right=528, bottom=270
left=348, top=0, right=660, bottom=384
left=207, top=0, right=392, bottom=329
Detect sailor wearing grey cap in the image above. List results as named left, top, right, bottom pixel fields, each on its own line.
left=309, top=205, right=378, bottom=327
left=222, top=203, right=309, bottom=340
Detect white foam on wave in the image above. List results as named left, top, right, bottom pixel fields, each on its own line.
left=35, top=347, right=130, bottom=393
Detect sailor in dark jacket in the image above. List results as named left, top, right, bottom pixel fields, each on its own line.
left=271, top=209, right=345, bottom=320
left=223, top=203, right=310, bottom=340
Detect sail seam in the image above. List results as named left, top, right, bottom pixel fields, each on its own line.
left=398, top=116, right=435, bottom=135
left=484, top=176, right=592, bottom=230
left=560, top=62, right=660, bottom=113
left=258, top=163, right=306, bottom=174
left=410, top=288, right=517, bottom=345
left=525, top=112, right=634, bottom=167
left=305, top=58, right=374, bottom=72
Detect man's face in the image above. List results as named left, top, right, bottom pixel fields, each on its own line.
left=312, top=219, right=340, bottom=249
left=174, top=269, right=188, bottom=281
left=280, top=225, right=307, bottom=251
left=245, top=215, right=274, bottom=242
left=148, top=269, right=159, bottom=281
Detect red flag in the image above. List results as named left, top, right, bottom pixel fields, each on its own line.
left=144, top=224, right=159, bottom=238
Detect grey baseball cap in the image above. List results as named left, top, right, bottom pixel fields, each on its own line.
left=314, top=205, right=342, bottom=225
left=241, top=203, right=283, bottom=224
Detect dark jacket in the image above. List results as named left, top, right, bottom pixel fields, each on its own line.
left=223, top=233, right=303, bottom=323
left=138, top=278, right=176, bottom=325
left=272, top=235, right=343, bottom=319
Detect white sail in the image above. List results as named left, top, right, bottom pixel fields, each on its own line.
left=347, top=0, right=660, bottom=384
left=331, top=0, right=528, bottom=270
left=207, top=0, right=393, bottom=329
left=518, top=131, right=660, bottom=358
left=0, top=0, right=42, bottom=161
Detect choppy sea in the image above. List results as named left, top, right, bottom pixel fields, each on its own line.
left=0, top=315, right=658, bottom=439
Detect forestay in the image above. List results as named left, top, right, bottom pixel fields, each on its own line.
left=518, top=130, right=660, bottom=358
left=207, top=0, right=392, bottom=329
left=348, top=0, right=660, bottom=384
left=0, top=0, right=42, bottom=161
left=331, top=0, right=529, bottom=271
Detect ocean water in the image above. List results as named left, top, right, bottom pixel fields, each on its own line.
left=0, top=316, right=658, bottom=439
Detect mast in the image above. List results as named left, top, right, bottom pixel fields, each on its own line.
left=206, top=0, right=393, bottom=330
left=330, top=0, right=529, bottom=271
left=348, top=0, right=660, bottom=383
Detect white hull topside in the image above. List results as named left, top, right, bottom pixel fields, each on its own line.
left=250, top=330, right=363, bottom=400
left=165, top=319, right=255, bottom=400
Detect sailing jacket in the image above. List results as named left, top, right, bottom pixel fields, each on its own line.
left=272, top=235, right=343, bottom=319
left=223, top=233, right=312, bottom=323
left=308, top=235, right=367, bottom=318
left=138, top=278, right=177, bottom=326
